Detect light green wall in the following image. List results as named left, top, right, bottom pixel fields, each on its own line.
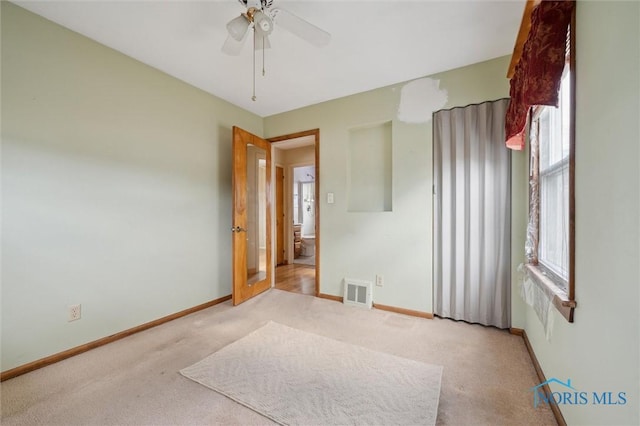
left=1, top=2, right=263, bottom=370
left=264, top=56, right=516, bottom=313
left=521, top=2, right=640, bottom=424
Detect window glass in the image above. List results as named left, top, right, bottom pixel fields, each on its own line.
left=537, top=70, right=571, bottom=284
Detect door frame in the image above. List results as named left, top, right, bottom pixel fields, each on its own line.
left=275, top=165, right=286, bottom=266
left=268, top=129, right=320, bottom=296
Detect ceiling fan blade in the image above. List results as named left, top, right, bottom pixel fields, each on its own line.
left=222, top=32, right=248, bottom=56
left=271, top=7, right=331, bottom=47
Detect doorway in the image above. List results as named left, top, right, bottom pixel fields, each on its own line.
left=293, top=167, right=316, bottom=266
left=269, top=130, right=319, bottom=296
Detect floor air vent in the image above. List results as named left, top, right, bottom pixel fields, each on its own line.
left=343, top=279, right=372, bottom=309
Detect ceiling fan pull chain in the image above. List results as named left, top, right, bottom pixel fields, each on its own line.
left=262, top=38, right=266, bottom=76
left=252, top=28, right=257, bottom=101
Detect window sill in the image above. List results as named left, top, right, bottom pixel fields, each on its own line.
left=525, top=264, right=576, bottom=322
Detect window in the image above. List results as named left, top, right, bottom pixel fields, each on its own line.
left=527, top=23, right=575, bottom=322
left=537, top=70, right=571, bottom=285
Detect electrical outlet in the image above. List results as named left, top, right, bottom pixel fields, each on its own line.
left=68, top=304, right=81, bottom=322
left=375, top=275, right=384, bottom=287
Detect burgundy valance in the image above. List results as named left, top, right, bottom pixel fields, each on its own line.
left=505, top=0, right=574, bottom=150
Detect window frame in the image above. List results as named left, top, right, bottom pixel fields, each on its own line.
left=526, top=10, right=576, bottom=323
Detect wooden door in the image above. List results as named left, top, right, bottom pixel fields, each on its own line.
left=232, top=126, right=272, bottom=305
left=275, top=166, right=285, bottom=265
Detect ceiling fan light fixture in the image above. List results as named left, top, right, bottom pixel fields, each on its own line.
left=252, top=11, right=273, bottom=37
left=227, top=14, right=250, bottom=41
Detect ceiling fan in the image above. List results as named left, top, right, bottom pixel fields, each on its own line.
left=222, top=0, right=331, bottom=56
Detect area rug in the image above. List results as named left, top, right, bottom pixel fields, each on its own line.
left=180, top=321, right=443, bottom=425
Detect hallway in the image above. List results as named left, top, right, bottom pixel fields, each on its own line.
left=275, top=264, right=315, bottom=295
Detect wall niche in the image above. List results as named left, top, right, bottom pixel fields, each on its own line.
left=347, top=121, right=392, bottom=212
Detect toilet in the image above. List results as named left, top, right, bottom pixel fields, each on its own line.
left=301, top=235, right=315, bottom=257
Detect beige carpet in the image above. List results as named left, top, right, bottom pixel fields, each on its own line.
left=0, top=289, right=556, bottom=425
left=181, top=321, right=442, bottom=425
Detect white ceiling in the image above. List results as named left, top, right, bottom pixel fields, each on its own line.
left=14, top=0, right=524, bottom=118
